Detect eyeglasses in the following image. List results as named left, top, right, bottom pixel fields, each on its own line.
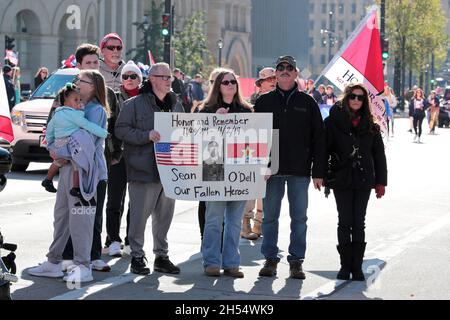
left=122, top=74, right=139, bottom=80
left=276, top=64, right=295, bottom=72
left=73, top=76, right=93, bottom=85
left=349, top=93, right=365, bottom=101
left=105, top=45, right=123, bottom=51
left=221, top=80, right=237, bottom=86
left=152, top=75, right=172, bottom=81
left=262, top=76, right=277, bottom=82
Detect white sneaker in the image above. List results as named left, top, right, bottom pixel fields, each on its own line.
left=63, top=264, right=93, bottom=283
left=109, top=241, right=122, bottom=257
left=61, top=260, right=76, bottom=272
left=28, top=261, right=64, bottom=278
left=91, top=259, right=111, bottom=272
left=122, top=245, right=131, bottom=256
left=413, top=134, right=418, bottom=142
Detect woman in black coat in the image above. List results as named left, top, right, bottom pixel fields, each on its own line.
left=324, top=83, right=387, bottom=281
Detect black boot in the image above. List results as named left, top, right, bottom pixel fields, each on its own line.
left=351, top=242, right=366, bottom=281
left=336, top=243, right=352, bottom=280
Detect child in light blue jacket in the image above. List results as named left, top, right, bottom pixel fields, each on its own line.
left=42, top=83, right=108, bottom=197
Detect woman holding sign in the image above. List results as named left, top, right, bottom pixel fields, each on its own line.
left=199, top=70, right=253, bottom=278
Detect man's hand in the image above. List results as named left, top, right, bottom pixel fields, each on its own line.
left=149, top=130, right=161, bottom=143
left=110, top=159, right=120, bottom=166
left=312, top=178, right=324, bottom=191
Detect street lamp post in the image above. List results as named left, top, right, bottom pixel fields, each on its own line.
left=328, top=11, right=333, bottom=62
left=217, top=38, right=223, bottom=67
left=143, top=14, right=150, bottom=66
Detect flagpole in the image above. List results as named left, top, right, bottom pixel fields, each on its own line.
left=315, top=5, right=380, bottom=84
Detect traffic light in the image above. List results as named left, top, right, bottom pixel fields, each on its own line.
left=161, top=14, right=170, bottom=37
left=5, top=35, right=15, bottom=50
left=382, top=38, right=389, bottom=61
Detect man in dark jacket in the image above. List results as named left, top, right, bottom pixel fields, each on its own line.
left=2, top=65, right=16, bottom=110
left=307, top=79, right=323, bottom=105
left=115, top=62, right=184, bottom=276
left=254, top=55, right=326, bottom=279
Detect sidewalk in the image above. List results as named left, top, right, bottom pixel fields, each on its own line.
left=13, top=197, right=344, bottom=300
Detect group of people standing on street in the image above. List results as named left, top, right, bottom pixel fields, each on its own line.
left=26, top=32, right=387, bottom=284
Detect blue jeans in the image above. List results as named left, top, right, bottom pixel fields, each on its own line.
left=261, top=176, right=310, bottom=262
left=202, top=200, right=246, bottom=269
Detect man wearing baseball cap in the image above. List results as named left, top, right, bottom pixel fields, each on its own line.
left=99, top=33, right=125, bottom=91
left=254, top=55, right=326, bottom=280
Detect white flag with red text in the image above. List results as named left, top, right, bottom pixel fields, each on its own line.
left=321, top=5, right=387, bottom=133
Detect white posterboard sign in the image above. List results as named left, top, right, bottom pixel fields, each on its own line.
left=154, top=112, right=273, bottom=201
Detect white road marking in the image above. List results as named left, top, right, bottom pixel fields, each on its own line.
left=0, top=197, right=55, bottom=208
left=301, top=211, right=450, bottom=299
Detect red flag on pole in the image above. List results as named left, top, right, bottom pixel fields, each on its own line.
left=148, top=50, right=155, bottom=66
left=321, top=6, right=387, bottom=133
left=0, top=71, right=14, bottom=143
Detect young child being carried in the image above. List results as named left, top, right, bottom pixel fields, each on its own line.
left=41, top=83, right=108, bottom=199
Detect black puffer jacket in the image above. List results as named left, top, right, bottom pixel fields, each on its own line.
left=254, top=84, right=326, bottom=178
left=324, top=104, right=387, bottom=190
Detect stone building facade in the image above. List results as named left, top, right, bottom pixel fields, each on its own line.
left=147, top=0, right=252, bottom=77
left=0, top=0, right=145, bottom=86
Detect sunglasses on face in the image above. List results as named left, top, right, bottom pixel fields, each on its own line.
left=349, top=93, right=365, bottom=101
left=73, top=76, right=92, bottom=85
left=276, top=64, right=295, bottom=72
left=221, top=80, right=237, bottom=86
left=122, top=74, right=139, bottom=80
left=152, top=75, right=172, bottom=81
left=263, top=76, right=277, bottom=82
left=105, top=45, right=123, bottom=51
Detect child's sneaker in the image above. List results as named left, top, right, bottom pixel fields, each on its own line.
left=70, top=187, right=82, bottom=199
left=42, top=179, right=57, bottom=193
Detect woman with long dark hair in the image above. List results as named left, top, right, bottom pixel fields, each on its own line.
left=199, top=70, right=253, bottom=278
left=324, top=83, right=387, bottom=281
left=409, top=88, right=428, bottom=143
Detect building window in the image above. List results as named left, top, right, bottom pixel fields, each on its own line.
left=351, top=20, right=356, bottom=30
left=309, top=37, right=314, bottom=46
left=338, top=21, right=344, bottom=31
left=310, top=20, right=315, bottom=29
left=339, top=3, right=344, bottom=14
left=330, top=3, right=336, bottom=14
left=321, top=20, right=327, bottom=29
left=233, top=5, right=238, bottom=30
left=321, top=37, right=327, bottom=47
left=351, top=3, right=357, bottom=14
left=225, top=4, right=231, bottom=28
left=322, top=3, right=327, bottom=14
left=310, top=3, right=315, bottom=12
left=240, top=8, right=246, bottom=32
left=321, top=55, right=326, bottom=65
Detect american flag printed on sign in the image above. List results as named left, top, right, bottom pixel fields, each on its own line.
left=155, top=142, right=198, bottom=166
